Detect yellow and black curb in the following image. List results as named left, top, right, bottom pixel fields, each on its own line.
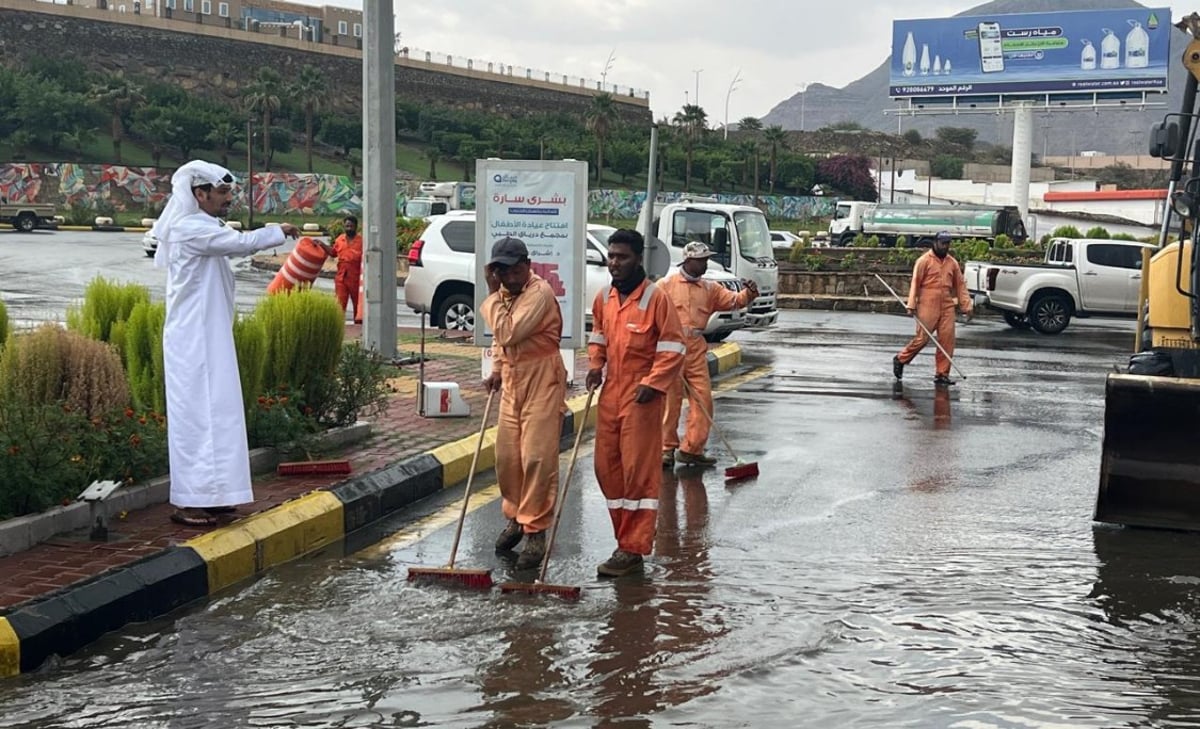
left=0, top=342, right=743, bottom=677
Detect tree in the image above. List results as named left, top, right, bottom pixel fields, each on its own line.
left=902, top=129, right=923, bottom=145
left=586, top=93, right=618, bottom=184
left=206, top=119, right=243, bottom=169
left=816, top=155, right=877, bottom=201
left=935, top=126, right=978, bottom=150
left=88, top=75, right=144, bottom=164
left=427, top=148, right=440, bottom=180
left=672, top=104, right=708, bottom=190
left=931, top=154, right=964, bottom=179
left=62, top=125, right=97, bottom=160
left=318, top=114, right=360, bottom=157
left=739, top=116, right=763, bottom=198
left=763, top=125, right=788, bottom=194
left=267, top=125, right=292, bottom=168
left=609, top=141, right=642, bottom=184
left=823, top=120, right=867, bottom=132
left=776, top=154, right=816, bottom=195
left=162, top=105, right=209, bottom=160
left=133, top=114, right=178, bottom=168
left=290, top=65, right=327, bottom=173
left=244, top=67, right=283, bottom=170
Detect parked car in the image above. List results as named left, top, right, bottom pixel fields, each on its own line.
left=966, top=237, right=1153, bottom=334
left=404, top=215, right=747, bottom=341
left=142, top=231, right=158, bottom=257
left=770, top=230, right=802, bottom=247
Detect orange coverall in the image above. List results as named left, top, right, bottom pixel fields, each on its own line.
left=589, top=279, right=686, bottom=555
left=896, top=250, right=971, bottom=377
left=480, top=274, right=567, bottom=535
left=331, top=232, right=363, bottom=322
left=659, top=272, right=753, bottom=456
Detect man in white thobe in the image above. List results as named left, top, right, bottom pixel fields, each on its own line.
left=152, top=160, right=299, bottom=527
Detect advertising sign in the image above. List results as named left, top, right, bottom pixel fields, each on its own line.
left=889, top=8, right=1171, bottom=98
left=474, top=159, right=588, bottom=350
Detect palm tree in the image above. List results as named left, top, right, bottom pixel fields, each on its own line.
left=89, top=76, right=144, bottom=164
left=244, top=68, right=282, bottom=170
left=586, top=93, right=618, bottom=184
left=206, top=120, right=243, bottom=168
left=136, top=116, right=178, bottom=168
left=290, top=65, right=327, bottom=173
left=427, top=148, right=440, bottom=179
left=735, top=140, right=756, bottom=187
left=671, top=104, right=708, bottom=191
left=763, top=125, right=789, bottom=194
left=739, top=116, right=763, bottom=199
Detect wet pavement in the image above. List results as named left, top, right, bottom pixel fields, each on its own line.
left=5, top=307, right=1200, bottom=726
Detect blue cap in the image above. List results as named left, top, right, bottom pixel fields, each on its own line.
left=936, top=231, right=952, bottom=241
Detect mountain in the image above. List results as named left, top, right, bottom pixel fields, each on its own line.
left=760, top=0, right=1186, bottom=155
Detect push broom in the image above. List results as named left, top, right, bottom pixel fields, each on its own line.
left=499, top=388, right=596, bottom=600
left=873, top=273, right=970, bottom=381
left=406, top=389, right=496, bottom=589
left=682, top=381, right=758, bottom=482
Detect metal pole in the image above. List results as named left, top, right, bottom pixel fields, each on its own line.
left=692, top=68, right=702, bottom=107
left=890, top=158, right=896, bottom=204
left=723, top=69, right=741, bottom=141
left=246, top=117, right=254, bottom=228
left=363, top=0, right=397, bottom=358
left=1011, top=101, right=1034, bottom=224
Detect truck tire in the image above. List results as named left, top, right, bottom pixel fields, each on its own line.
left=1002, top=311, right=1032, bottom=330
left=14, top=212, right=36, bottom=232
left=436, top=293, right=475, bottom=332
left=704, top=331, right=732, bottom=343
left=839, top=231, right=855, bottom=247
left=1028, top=293, right=1072, bottom=335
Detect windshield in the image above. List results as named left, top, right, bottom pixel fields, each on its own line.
left=404, top=200, right=432, bottom=218
left=590, top=227, right=614, bottom=247
left=734, top=211, right=774, bottom=261
left=835, top=203, right=851, bottom=220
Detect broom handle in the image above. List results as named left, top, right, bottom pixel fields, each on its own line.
left=538, top=387, right=595, bottom=583
left=682, top=379, right=743, bottom=463
left=446, top=388, right=495, bottom=568
left=873, top=273, right=968, bottom=381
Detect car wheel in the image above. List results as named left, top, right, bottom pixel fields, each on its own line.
left=1002, top=311, right=1032, bottom=330
left=704, top=331, right=732, bottom=343
left=15, top=213, right=36, bottom=232
left=1028, top=293, right=1072, bottom=334
left=437, top=293, right=475, bottom=332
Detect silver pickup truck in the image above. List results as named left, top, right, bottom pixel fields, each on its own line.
left=0, top=202, right=57, bottom=232
left=965, top=238, right=1153, bottom=334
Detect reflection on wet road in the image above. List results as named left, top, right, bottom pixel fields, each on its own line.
left=4, top=310, right=1200, bottom=727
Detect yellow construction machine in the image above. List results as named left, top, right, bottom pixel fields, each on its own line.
left=1096, top=13, right=1200, bottom=530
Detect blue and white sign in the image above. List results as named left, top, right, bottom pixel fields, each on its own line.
left=889, top=8, right=1171, bottom=98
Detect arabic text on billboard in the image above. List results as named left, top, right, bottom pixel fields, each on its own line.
left=889, top=8, right=1170, bottom=98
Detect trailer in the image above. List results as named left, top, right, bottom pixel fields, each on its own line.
left=829, top=201, right=1028, bottom=248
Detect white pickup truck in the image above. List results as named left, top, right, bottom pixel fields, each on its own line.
left=965, top=238, right=1153, bottom=334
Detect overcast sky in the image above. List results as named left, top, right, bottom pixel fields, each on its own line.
left=325, top=1, right=1191, bottom=124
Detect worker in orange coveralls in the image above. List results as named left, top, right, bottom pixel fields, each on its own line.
left=659, top=241, right=758, bottom=469
left=893, top=231, right=972, bottom=387
left=480, top=237, right=568, bottom=571
left=319, top=215, right=363, bottom=323
left=586, top=229, right=686, bottom=577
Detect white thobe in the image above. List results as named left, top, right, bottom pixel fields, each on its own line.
left=163, top=215, right=285, bottom=508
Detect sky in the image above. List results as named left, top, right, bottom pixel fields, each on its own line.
left=321, top=1, right=1191, bottom=124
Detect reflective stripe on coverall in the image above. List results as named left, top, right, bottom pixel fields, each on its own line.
left=896, top=249, right=970, bottom=377
left=332, top=232, right=363, bottom=321
left=480, top=273, right=567, bottom=534
left=658, top=272, right=753, bottom=455
left=588, top=279, right=686, bottom=555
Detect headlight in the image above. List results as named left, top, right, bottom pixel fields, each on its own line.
left=1171, top=190, right=1196, bottom=219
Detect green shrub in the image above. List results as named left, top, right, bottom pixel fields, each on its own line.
left=66, top=277, right=150, bottom=347
left=840, top=252, right=860, bottom=270
left=1112, top=232, right=1138, bottom=241
left=309, top=342, right=392, bottom=428
left=124, top=301, right=167, bottom=414
left=895, top=235, right=908, bottom=249
left=1050, top=225, right=1083, bottom=240
left=253, top=288, right=345, bottom=413
left=852, top=234, right=867, bottom=247
left=788, top=242, right=806, bottom=264
left=803, top=252, right=825, bottom=271
left=247, top=386, right=315, bottom=450
left=994, top=234, right=1011, bottom=248
left=0, top=298, right=7, bottom=348
left=1085, top=226, right=1111, bottom=239
left=396, top=216, right=428, bottom=254
left=233, top=314, right=268, bottom=416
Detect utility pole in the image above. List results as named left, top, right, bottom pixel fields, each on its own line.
left=245, top=117, right=254, bottom=228
left=363, top=0, right=397, bottom=358
left=691, top=68, right=703, bottom=107
left=600, top=49, right=616, bottom=90
left=796, top=82, right=809, bottom=132
left=724, top=69, right=742, bottom=141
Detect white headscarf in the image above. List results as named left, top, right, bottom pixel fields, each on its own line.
left=151, top=160, right=236, bottom=268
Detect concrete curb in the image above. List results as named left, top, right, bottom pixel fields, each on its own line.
left=0, top=343, right=743, bottom=677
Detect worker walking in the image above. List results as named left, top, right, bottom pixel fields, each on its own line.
left=587, top=229, right=686, bottom=577
left=320, top=215, right=363, bottom=323
left=480, top=237, right=568, bottom=571
left=893, top=231, right=972, bottom=386
left=659, top=242, right=758, bottom=468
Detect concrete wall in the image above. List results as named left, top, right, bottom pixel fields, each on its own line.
left=1042, top=198, right=1165, bottom=226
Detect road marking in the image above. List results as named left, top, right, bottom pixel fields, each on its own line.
left=366, top=366, right=770, bottom=559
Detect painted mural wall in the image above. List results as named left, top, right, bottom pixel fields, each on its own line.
left=0, top=163, right=835, bottom=221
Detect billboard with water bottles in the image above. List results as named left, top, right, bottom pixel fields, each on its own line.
left=889, top=7, right=1171, bottom=99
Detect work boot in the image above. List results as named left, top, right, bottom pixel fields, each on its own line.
left=934, top=374, right=955, bottom=387
left=662, top=450, right=675, bottom=469
left=495, top=518, right=523, bottom=552
left=515, top=531, right=546, bottom=571
left=676, top=450, right=717, bottom=468
left=893, top=355, right=905, bottom=380
left=597, top=549, right=644, bottom=577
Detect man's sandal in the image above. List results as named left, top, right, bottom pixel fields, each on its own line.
left=171, top=510, right=217, bottom=527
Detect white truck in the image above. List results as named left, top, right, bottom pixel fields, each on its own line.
left=965, top=238, right=1153, bottom=334
left=638, top=196, right=779, bottom=329
left=403, top=181, right=477, bottom=219
left=830, top=201, right=1028, bottom=248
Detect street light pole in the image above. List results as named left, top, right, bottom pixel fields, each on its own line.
left=724, top=69, right=742, bottom=141
left=692, top=68, right=703, bottom=107
left=245, top=117, right=255, bottom=229
left=600, top=48, right=616, bottom=90
left=796, top=82, right=809, bottom=131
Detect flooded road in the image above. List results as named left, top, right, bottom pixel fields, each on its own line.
left=4, top=309, right=1200, bottom=727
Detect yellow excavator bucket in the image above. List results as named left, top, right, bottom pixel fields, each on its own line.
left=1097, top=374, right=1200, bottom=529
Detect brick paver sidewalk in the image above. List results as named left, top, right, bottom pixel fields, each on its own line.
left=0, top=325, right=590, bottom=610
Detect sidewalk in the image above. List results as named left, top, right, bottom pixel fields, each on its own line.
left=0, top=330, right=745, bottom=677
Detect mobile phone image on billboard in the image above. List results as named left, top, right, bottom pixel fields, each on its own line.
left=978, top=21, right=1005, bottom=73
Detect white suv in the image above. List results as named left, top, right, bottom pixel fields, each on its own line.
left=405, top=215, right=747, bottom=341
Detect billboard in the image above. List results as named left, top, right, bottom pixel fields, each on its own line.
left=889, top=8, right=1171, bottom=99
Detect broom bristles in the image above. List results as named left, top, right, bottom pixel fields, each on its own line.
left=498, top=581, right=582, bottom=600
left=724, top=461, right=759, bottom=482
left=407, top=567, right=494, bottom=589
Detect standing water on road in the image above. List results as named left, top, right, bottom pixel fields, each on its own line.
left=3, top=311, right=1200, bottom=727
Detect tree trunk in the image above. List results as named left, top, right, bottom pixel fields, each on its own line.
left=305, top=108, right=314, bottom=173
left=111, top=115, right=122, bottom=164
left=429, top=157, right=437, bottom=179
left=220, top=148, right=229, bottom=168
left=753, top=153, right=760, bottom=203
left=770, top=149, right=778, bottom=194
left=685, top=145, right=693, bottom=191
left=462, top=158, right=470, bottom=180
left=262, top=110, right=271, bottom=171
left=596, top=139, right=604, bottom=184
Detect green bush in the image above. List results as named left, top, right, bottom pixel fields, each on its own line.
left=840, top=252, right=860, bottom=270
left=803, top=252, right=825, bottom=271
left=233, top=314, right=268, bottom=417
left=396, top=216, right=428, bottom=254
left=66, top=277, right=151, bottom=353
left=1085, top=226, right=1111, bottom=239
left=788, top=242, right=806, bottom=264
left=895, top=235, right=908, bottom=249
left=0, top=298, right=8, bottom=349
left=1050, top=225, right=1083, bottom=240
left=124, top=301, right=167, bottom=414
left=310, top=342, right=392, bottom=428
left=994, top=234, right=1011, bottom=248
left=1112, top=232, right=1138, bottom=241
left=253, top=288, right=345, bottom=414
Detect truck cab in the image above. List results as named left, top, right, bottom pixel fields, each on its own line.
left=403, top=181, right=476, bottom=219
left=829, top=201, right=874, bottom=247
left=640, top=197, right=779, bottom=329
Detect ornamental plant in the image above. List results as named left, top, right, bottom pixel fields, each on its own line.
left=66, top=277, right=151, bottom=360
left=124, top=300, right=167, bottom=413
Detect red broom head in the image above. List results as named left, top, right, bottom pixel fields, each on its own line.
left=724, top=461, right=759, bottom=482
left=406, top=567, right=494, bottom=589
left=498, top=582, right=582, bottom=600
left=276, top=459, right=353, bottom=476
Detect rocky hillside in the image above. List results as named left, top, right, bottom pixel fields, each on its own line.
left=762, top=0, right=1186, bottom=155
